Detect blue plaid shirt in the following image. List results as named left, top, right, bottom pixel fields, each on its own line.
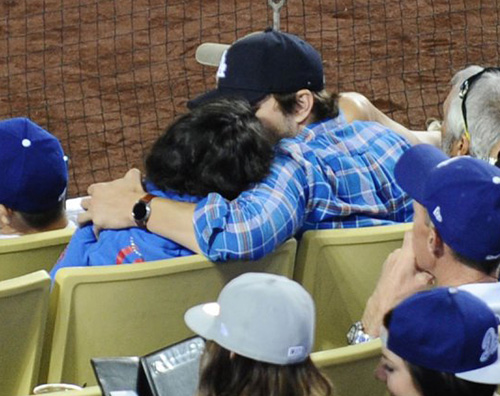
left=194, top=114, right=413, bottom=261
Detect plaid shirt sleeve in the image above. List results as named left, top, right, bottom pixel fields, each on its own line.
left=194, top=154, right=310, bottom=261
left=194, top=118, right=413, bottom=261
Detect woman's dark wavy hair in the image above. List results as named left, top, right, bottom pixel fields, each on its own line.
left=383, top=311, right=497, bottom=396
left=407, top=363, right=497, bottom=396
left=195, top=341, right=333, bottom=396
left=146, top=98, right=274, bottom=200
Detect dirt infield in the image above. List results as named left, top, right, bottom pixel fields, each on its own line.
left=0, top=0, right=498, bottom=197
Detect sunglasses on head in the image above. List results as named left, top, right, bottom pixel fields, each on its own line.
left=458, top=67, right=500, bottom=142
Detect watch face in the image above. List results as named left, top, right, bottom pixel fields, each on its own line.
left=133, top=202, right=148, bottom=221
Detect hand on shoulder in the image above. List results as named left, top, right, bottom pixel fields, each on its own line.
left=78, top=168, right=146, bottom=232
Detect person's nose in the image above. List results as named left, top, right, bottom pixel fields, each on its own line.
left=374, top=361, right=387, bottom=382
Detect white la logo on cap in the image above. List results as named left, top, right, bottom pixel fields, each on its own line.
left=480, top=327, right=497, bottom=363
left=217, top=50, right=228, bottom=79
left=486, top=252, right=500, bottom=260
left=432, top=206, right=442, bottom=223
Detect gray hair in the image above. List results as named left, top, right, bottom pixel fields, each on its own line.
left=444, top=65, right=500, bottom=160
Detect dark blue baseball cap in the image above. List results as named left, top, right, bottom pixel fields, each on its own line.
left=385, top=287, right=500, bottom=384
left=0, top=118, right=68, bottom=213
left=188, top=29, right=325, bottom=109
left=395, top=144, right=500, bottom=261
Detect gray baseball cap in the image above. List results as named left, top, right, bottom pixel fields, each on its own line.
left=184, top=272, right=315, bottom=365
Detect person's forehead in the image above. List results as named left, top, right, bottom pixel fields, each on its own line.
left=382, top=346, right=404, bottom=364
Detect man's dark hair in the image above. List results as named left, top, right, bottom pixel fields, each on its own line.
left=18, top=200, right=66, bottom=231
left=146, top=98, right=274, bottom=200
left=450, top=249, right=500, bottom=278
left=273, top=90, right=339, bottom=123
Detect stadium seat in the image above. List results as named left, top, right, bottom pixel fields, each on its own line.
left=294, top=223, right=412, bottom=350
left=0, top=270, right=51, bottom=396
left=41, top=238, right=297, bottom=387
left=0, top=228, right=74, bottom=281
left=311, top=339, right=385, bottom=396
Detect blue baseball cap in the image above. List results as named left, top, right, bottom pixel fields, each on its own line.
left=385, top=287, right=500, bottom=384
left=0, top=118, right=68, bottom=213
left=188, top=29, right=325, bottom=109
left=395, top=144, right=500, bottom=261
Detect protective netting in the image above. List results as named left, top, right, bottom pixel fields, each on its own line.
left=1, top=0, right=499, bottom=197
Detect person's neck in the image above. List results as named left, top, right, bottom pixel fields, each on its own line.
left=435, top=260, right=497, bottom=287
left=25, top=216, right=68, bottom=234
left=1, top=215, right=68, bottom=236
left=489, top=140, right=500, bottom=159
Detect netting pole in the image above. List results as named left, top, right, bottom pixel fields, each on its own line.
left=268, top=0, right=286, bottom=31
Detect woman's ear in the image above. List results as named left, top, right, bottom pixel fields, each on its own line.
left=293, top=89, right=315, bottom=126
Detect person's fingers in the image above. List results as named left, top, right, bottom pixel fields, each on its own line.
left=124, top=168, right=144, bottom=191
left=92, top=224, right=101, bottom=239
left=87, top=181, right=106, bottom=196
left=402, top=230, right=413, bottom=249
left=382, top=248, right=401, bottom=269
left=80, top=197, right=91, bottom=210
left=416, top=271, right=435, bottom=286
left=77, top=210, right=92, bottom=226
left=125, top=168, right=141, bottom=179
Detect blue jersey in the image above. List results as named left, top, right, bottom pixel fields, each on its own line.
left=50, top=185, right=200, bottom=280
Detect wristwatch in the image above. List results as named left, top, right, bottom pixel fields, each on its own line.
left=347, top=321, right=373, bottom=345
left=132, top=193, right=156, bottom=228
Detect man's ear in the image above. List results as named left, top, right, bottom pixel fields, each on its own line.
left=428, top=227, right=445, bottom=258
left=0, top=205, right=12, bottom=227
left=455, top=133, right=470, bottom=156
left=293, top=89, right=314, bottom=126
left=488, top=139, right=500, bottom=162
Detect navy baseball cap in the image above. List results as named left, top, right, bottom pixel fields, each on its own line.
left=188, top=29, right=325, bottom=109
left=395, top=144, right=500, bottom=261
left=0, top=118, right=68, bottom=213
left=384, top=287, right=500, bottom=384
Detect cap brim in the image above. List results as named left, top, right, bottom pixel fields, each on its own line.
left=458, top=283, right=500, bottom=317
left=195, top=32, right=263, bottom=67
left=187, top=88, right=268, bottom=109
left=184, top=303, right=219, bottom=340
left=394, top=144, right=449, bottom=204
left=456, top=350, right=500, bottom=384
left=195, top=43, right=229, bottom=67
